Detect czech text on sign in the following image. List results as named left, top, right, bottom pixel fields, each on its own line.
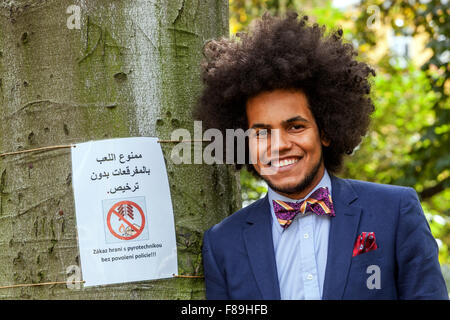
left=71, top=137, right=178, bottom=287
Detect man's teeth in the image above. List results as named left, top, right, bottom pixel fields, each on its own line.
left=272, top=158, right=299, bottom=168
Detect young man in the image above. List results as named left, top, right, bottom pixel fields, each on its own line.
left=195, top=13, right=448, bottom=299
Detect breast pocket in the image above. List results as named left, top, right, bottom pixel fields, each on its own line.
left=345, top=248, right=384, bottom=298
left=352, top=248, right=382, bottom=266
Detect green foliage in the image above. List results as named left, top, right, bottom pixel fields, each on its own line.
left=343, top=61, right=440, bottom=188
left=230, top=0, right=343, bottom=33
left=240, top=169, right=267, bottom=207
left=354, top=0, right=450, bottom=201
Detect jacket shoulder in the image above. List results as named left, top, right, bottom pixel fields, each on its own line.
left=206, top=196, right=267, bottom=237
left=340, top=177, right=416, bottom=201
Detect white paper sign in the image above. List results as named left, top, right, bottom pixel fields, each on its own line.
left=71, top=137, right=178, bottom=287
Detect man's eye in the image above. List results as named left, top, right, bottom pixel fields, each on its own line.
left=290, top=125, right=304, bottom=130
left=256, top=130, right=268, bottom=137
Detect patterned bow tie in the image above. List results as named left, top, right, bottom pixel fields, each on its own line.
left=272, top=187, right=335, bottom=229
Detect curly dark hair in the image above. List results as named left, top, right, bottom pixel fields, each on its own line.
left=194, top=11, right=376, bottom=174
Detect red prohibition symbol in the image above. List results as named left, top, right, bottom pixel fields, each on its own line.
left=107, top=200, right=145, bottom=240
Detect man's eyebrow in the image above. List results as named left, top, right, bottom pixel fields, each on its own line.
left=250, top=116, right=309, bottom=129
left=250, top=123, right=271, bottom=129
left=283, top=116, right=309, bottom=124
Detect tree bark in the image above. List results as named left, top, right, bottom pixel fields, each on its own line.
left=0, top=0, right=240, bottom=299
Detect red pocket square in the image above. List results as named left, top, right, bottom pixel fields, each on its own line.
left=352, top=232, right=378, bottom=257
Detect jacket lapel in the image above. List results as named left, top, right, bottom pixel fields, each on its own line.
left=243, top=196, right=281, bottom=300
left=322, top=175, right=362, bottom=300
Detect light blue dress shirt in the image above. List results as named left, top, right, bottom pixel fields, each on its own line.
left=268, top=169, right=332, bottom=300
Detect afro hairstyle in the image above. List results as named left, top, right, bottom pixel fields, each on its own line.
left=194, top=11, right=376, bottom=174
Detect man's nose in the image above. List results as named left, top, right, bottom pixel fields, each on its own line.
left=270, top=129, right=292, bottom=156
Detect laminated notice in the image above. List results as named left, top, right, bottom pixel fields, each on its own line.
left=71, top=137, right=178, bottom=287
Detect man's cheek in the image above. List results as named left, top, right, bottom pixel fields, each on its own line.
left=248, top=139, right=261, bottom=166
left=251, top=147, right=280, bottom=177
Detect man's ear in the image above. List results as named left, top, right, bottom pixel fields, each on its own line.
left=320, top=131, right=331, bottom=147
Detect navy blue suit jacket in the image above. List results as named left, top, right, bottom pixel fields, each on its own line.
left=202, top=175, right=448, bottom=299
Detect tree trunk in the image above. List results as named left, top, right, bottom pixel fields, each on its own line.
left=0, top=0, right=240, bottom=299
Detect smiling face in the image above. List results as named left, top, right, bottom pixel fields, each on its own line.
left=246, top=89, right=330, bottom=199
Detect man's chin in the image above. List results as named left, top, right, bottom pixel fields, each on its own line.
left=266, top=179, right=306, bottom=196
left=261, top=169, right=307, bottom=191
left=260, top=165, right=323, bottom=198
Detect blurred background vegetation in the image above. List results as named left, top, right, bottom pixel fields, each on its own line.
left=229, top=0, right=450, bottom=287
